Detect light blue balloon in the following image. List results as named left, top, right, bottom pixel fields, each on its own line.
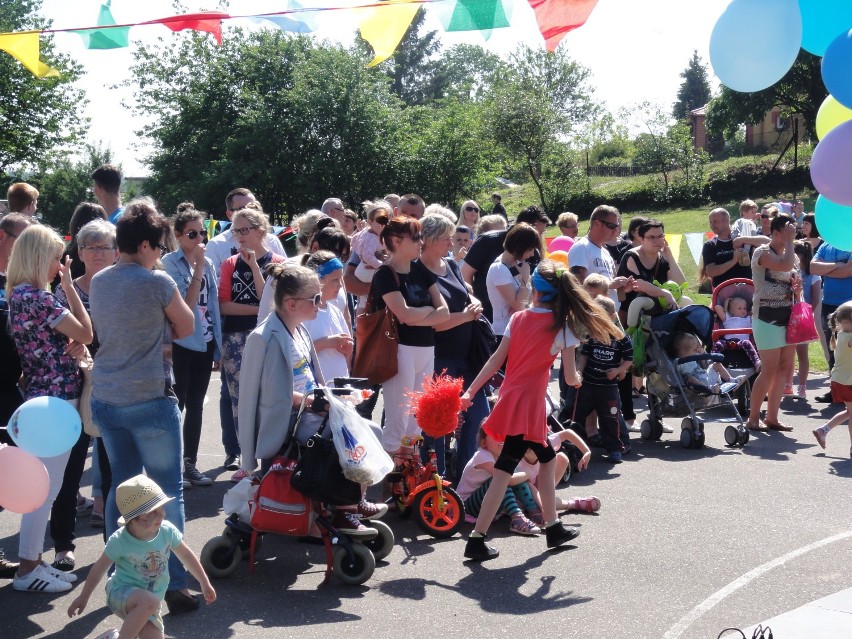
left=822, top=29, right=852, bottom=110
left=799, top=0, right=852, bottom=56
left=8, top=397, right=81, bottom=458
left=815, top=195, right=852, bottom=252
left=710, top=0, right=802, bottom=93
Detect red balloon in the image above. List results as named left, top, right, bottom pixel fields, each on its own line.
left=0, top=445, right=49, bottom=513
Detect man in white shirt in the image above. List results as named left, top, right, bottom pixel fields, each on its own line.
left=567, top=205, right=632, bottom=309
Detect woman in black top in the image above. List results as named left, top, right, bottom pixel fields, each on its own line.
left=370, top=216, right=449, bottom=460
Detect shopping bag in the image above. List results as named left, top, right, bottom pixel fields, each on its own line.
left=223, top=477, right=257, bottom=523
left=325, top=391, right=393, bottom=486
left=250, top=456, right=312, bottom=536
left=786, top=297, right=818, bottom=344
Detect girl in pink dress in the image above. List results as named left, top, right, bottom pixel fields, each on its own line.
left=459, top=259, right=621, bottom=561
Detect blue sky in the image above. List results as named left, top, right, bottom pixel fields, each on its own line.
left=37, top=0, right=732, bottom=175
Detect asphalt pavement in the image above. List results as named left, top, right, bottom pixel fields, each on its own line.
left=3, top=372, right=851, bottom=639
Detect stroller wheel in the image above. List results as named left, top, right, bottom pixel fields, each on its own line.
left=738, top=427, right=750, bottom=446
left=413, top=486, right=464, bottom=538
left=650, top=421, right=664, bottom=441
left=640, top=419, right=653, bottom=440
left=200, top=535, right=242, bottom=579
left=223, top=526, right=259, bottom=559
left=693, top=430, right=706, bottom=449
left=679, top=428, right=694, bottom=449
left=724, top=425, right=739, bottom=446
left=363, top=520, right=395, bottom=562
left=333, top=544, right=375, bottom=586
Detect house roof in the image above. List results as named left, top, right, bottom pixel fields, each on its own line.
left=690, top=105, right=708, bottom=116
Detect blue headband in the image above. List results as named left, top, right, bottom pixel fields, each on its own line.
left=531, top=268, right=558, bottom=301
left=316, top=257, right=343, bottom=278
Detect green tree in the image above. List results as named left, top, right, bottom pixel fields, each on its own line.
left=486, top=46, right=596, bottom=216
left=421, top=44, right=504, bottom=104
left=705, top=50, right=825, bottom=141
left=672, top=50, right=711, bottom=120
left=0, top=0, right=87, bottom=176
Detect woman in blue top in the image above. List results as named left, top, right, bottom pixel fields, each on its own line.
left=162, top=207, right=222, bottom=488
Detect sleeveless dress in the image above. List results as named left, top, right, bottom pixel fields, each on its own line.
left=481, top=310, right=560, bottom=445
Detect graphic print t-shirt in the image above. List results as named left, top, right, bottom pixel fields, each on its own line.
left=580, top=335, right=633, bottom=387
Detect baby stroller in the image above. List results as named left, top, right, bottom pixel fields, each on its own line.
left=639, top=305, right=751, bottom=449
left=200, top=383, right=394, bottom=586
left=711, top=278, right=758, bottom=414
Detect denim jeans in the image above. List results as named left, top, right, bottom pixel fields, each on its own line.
left=92, top=395, right=188, bottom=591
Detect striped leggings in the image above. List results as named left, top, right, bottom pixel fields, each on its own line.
left=463, top=478, right=538, bottom=519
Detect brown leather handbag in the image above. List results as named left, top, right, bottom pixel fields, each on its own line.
left=352, top=269, right=399, bottom=384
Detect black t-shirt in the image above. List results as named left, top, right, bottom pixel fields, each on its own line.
left=427, top=259, right=473, bottom=361
left=464, top=229, right=540, bottom=322
left=492, top=202, right=507, bottom=219
left=702, top=237, right=751, bottom=288
left=581, top=335, right=634, bottom=387
left=605, top=238, right=632, bottom=266
left=616, top=250, right=672, bottom=308
left=371, top=261, right=438, bottom=347
left=222, top=252, right=277, bottom=333
left=0, top=272, right=24, bottom=428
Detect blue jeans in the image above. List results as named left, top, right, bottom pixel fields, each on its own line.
left=219, top=368, right=240, bottom=457
left=428, top=357, right=490, bottom=481
left=92, top=396, right=188, bottom=591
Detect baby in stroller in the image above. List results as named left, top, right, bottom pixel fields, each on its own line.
left=712, top=296, right=761, bottom=371
left=672, top=332, right=747, bottom=395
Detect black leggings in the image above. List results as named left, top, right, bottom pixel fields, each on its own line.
left=173, top=341, right=215, bottom=463
left=494, top=434, right=556, bottom=474
left=50, top=430, right=91, bottom=553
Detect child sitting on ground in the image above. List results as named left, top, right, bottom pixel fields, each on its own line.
left=517, top=430, right=600, bottom=518
left=673, top=332, right=746, bottom=394
left=456, top=428, right=545, bottom=536
left=712, top=296, right=761, bottom=371
left=68, top=475, right=216, bottom=639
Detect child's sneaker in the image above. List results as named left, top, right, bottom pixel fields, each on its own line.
left=509, top=515, right=541, bottom=536
left=230, top=468, right=250, bottom=483
left=356, top=499, right=388, bottom=520
left=544, top=522, right=580, bottom=549
left=464, top=534, right=499, bottom=561
left=94, top=630, right=119, bottom=639
left=330, top=510, right=378, bottom=539
left=12, top=564, right=72, bottom=593
left=783, top=384, right=793, bottom=395
left=797, top=384, right=807, bottom=399
left=812, top=426, right=827, bottom=450
left=184, top=459, right=213, bottom=487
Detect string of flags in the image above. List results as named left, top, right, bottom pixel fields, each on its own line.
left=0, top=0, right=599, bottom=77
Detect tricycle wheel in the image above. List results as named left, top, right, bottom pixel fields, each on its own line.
left=333, top=544, right=375, bottom=586
left=200, top=535, right=241, bottom=579
left=413, top=485, right=464, bottom=538
left=363, top=520, right=394, bottom=562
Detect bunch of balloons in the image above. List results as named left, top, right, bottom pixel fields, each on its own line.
left=711, top=0, right=852, bottom=250
left=0, top=397, right=81, bottom=514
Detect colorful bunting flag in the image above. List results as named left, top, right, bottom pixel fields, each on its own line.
left=357, top=1, right=421, bottom=67
left=143, top=12, right=229, bottom=45
left=526, top=0, right=599, bottom=51
left=72, top=1, right=130, bottom=50
left=665, top=233, right=682, bottom=266
left=253, top=0, right=317, bottom=33
left=445, top=0, right=510, bottom=33
left=685, top=233, right=705, bottom=266
left=0, top=31, right=59, bottom=78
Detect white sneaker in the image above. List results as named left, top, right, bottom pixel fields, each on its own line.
left=626, top=420, right=642, bottom=433
left=661, top=424, right=674, bottom=433
left=13, top=564, right=72, bottom=593
left=94, top=629, right=119, bottom=639
left=41, top=561, right=77, bottom=583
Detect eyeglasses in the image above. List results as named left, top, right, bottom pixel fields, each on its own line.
left=291, top=293, right=322, bottom=307
left=155, top=244, right=168, bottom=255
left=760, top=214, right=771, bottom=219
left=231, top=226, right=258, bottom=237
left=464, top=206, right=480, bottom=213
left=82, top=245, right=116, bottom=253
left=599, top=220, right=619, bottom=230
left=184, top=230, right=204, bottom=239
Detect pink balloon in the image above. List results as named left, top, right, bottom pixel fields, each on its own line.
left=548, top=236, right=575, bottom=253
left=0, top=445, right=49, bottom=514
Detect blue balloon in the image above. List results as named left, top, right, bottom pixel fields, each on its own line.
left=822, top=29, right=852, bottom=110
left=799, top=0, right=852, bottom=56
left=710, top=0, right=802, bottom=93
left=815, top=195, right=852, bottom=252
left=8, top=397, right=81, bottom=458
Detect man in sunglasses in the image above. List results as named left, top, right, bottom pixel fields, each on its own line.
left=568, top=205, right=632, bottom=309
left=321, top=198, right=346, bottom=226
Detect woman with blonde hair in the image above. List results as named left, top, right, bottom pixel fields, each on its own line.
left=7, top=224, right=93, bottom=593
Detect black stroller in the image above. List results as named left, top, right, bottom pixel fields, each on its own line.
left=638, top=305, right=751, bottom=449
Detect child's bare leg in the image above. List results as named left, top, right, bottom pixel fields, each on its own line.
left=711, top=362, right=733, bottom=381
left=118, top=590, right=161, bottom=639
left=553, top=452, right=569, bottom=485
left=537, top=458, right=558, bottom=524
left=473, top=469, right=512, bottom=535
left=138, top=622, right=165, bottom=639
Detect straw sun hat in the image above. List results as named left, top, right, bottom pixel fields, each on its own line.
left=116, top=474, right=174, bottom=526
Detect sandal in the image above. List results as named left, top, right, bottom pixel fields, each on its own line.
left=509, top=515, right=541, bottom=536
left=762, top=419, right=793, bottom=432
left=527, top=509, right=545, bottom=526
left=746, top=421, right=767, bottom=431
left=563, top=497, right=601, bottom=513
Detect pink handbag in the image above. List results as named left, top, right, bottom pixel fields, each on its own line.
left=786, top=295, right=819, bottom=344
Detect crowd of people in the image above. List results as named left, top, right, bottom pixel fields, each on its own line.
left=1, top=166, right=849, bottom=635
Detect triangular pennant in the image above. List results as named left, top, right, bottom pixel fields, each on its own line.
left=666, top=234, right=682, bottom=266
left=72, top=1, right=130, bottom=50
left=685, top=233, right=705, bottom=267
left=357, top=1, right=421, bottom=67
left=144, top=12, right=229, bottom=45
left=0, top=31, right=59, bottom=78
left=252, top=0, right=317, bottom=33
left=526, top=0, right=599, bottom=52
left=446, top=0, right=510, bottom=32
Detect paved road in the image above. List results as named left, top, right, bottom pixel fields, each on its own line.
left=3, top=373, right=851, bottom=639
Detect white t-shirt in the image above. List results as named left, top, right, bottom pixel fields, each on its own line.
left=456, top=448, right=495, bottom=501
left=303, top=303, right=351, bottom=381
left=722, top=314, right=752, bottom=340
left=568, top=237, right=619, bottom=308
left=486, top=259, right=523, bottom=336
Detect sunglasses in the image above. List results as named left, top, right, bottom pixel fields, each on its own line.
left=183, top=230, right=204, bottom=239
left=760, top=214, right=771, bottom=219
left=599, top=220, right=619, bottom=230
left=464, top=206, right=480, bottom=213
left=231, top=226, right=258, bottom=237
left=292, top=293, right=322, bottom=307
left=155, top=243, right=169, bottom=255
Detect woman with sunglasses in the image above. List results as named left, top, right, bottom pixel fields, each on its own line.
left=162, top=208, right=222, bottom=488
left=370, top=216, right=449, bottom=461
left=459, top=200, right=481, bottom=239
left=218, top=208, right=285, bottom=482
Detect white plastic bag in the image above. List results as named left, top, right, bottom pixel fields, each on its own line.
left=223, top=477, right=257, bottom=522
left=325, top=389, right=393, bottom=486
